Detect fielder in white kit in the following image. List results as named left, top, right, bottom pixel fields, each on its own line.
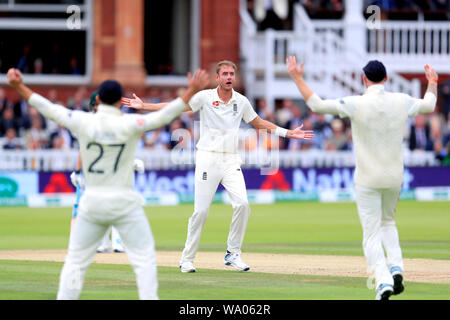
left=122, top=60, right=315, bottom=273
left=7, top=67, right=210, bottom=300
left=286, top=56, right=438, bottom=300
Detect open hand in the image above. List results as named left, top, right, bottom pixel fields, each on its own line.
left=424, top=64, right=438, bottom=82
left=288, top=124, right=315, bottom=140
left=286, top=56, right=304, bottom=81
left=188, top=69, right=210, bottom=92
left=121, top=94, right=144, bottom=109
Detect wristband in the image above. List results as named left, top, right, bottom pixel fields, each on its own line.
left=75, top=170, right=81, bottom=174
left=275, top=127, right=288, bottom=138
left=429, top=78, right=438, bottom=84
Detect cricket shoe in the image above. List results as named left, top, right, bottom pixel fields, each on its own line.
left=390, top=266, right=404, bottom=295
left=223, top=252, right=250, bottom=271
left=113, top=243, right=125, bottom=253
left=179, top=261, right=196, bottom=273
left=375, top=283, right=394, bottom=300
left=96, top=246, right=112, bottom=253
left=113, top=238, right=125, bottom=253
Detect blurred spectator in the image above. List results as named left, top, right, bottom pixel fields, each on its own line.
left=51, top=135, right=68, bottom=150
left=0, top=107, right=21, bottom=136
left=431, top=0, right=450, bottom=10
left=24, top=117, right=49, bottom=150
left=21, top=105, right=47, bottom=133
left=409, top=114, right=433, bottom=151
left=50, top=125, right=74, bottom=150
left=311, top=113, right=333, bottom=149
left=2, top=128, right=23, bottom=150
left=146, top=88, right=162, bottom=103
left=256, top=98, right=276, bottom=123
left=143, top=128, right=170, bottom=150
left=67, top=87, right=89, bottom=111
left=433, top=139, right=447, bottom=163
left=325, top=118, right=349, bottom=151
left=34, top=58, right=44, bottom=74
left=275, top=99, right=294, bottom=127
left=50, top=44, right=63, bottom=74
left=69, top=56, right=81, bottom=75
left=440, top=79, right=450, bottom=121
left=285, top=105, right=303, bottom=150
left=17, top=44, right=31, bottom=73
left=0, top=88, right=9, bottom=113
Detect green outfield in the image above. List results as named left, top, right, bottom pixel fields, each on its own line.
left=0, top=201, right=449, bottom=300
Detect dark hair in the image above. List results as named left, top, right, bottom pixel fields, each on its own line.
left=98, top=80, right=123, bottom=105
left=363, top=60, right=387, bottom=83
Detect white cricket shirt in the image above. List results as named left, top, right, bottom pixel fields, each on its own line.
left=189, top=87, right=258, bottom=154
left=28, top=94, right=187, bottom=214
left=307, top=84, right=436, bottom=188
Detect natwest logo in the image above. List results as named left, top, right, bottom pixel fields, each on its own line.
left=212, top=101, right=220, bottom=108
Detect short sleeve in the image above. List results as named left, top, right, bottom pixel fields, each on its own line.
left=242, top=98, right=258, bottom=123
left=188, top=91, right=206, bottom=112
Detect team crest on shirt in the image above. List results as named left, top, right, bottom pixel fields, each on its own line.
left=212, top=101, right=220, bottom=109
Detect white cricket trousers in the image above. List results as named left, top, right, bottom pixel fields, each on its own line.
left=354, top=184, right=404, bottom=289
left=57, top=198, right=158, bottom=300
left=181, top=150, right=250, bottom=262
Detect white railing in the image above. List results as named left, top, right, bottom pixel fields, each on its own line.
left=367, top=21, right=450, bottom=72
left=239, top=3, right=428, bottom=109
left=0, top=149, right=440, bottom=171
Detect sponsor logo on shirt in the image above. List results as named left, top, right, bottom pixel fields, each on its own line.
left=136, top=118, right=145, bottom=126
left=211, top=101, right=220, bottom=109
left=202, top=172, right=208, bottom=180
left=233, top=103, right=238, bottom=116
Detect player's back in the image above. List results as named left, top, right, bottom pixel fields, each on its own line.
left=77, top=105, right=139, bottom=191
left=350, top=86, right=410, bottom=188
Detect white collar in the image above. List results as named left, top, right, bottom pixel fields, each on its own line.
left=96, top=104, right=123, bottom=116
left=213, top=87, right=237, bottom=105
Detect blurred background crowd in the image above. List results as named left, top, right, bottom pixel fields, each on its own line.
left=1, top=0, right=449, bottom=165
left=1, top=84, right=450, bottom=165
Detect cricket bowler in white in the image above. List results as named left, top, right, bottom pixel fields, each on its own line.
left=286, top=56, right=438, bottom=300
left=7, top=67, right=210, bottom=300
left=122, top=60, right=315, bottom=273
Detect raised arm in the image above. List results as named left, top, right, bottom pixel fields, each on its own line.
left=407, top=64, right=438, bottom=116
left=7, top=68, right=81, bottom=131
left=286, top=56, right=342, bottom=115
left=250, top=116, right=314, bottom=140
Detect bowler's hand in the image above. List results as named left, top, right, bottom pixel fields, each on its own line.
left=287, top=124, right=315, bottom=140
left=121, top=94, right=144, bottom=109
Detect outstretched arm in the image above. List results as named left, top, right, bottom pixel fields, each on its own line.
left=7, top=68, right=82, bottom=132
left=122, top=94, right=192, bottom=112
left=135, top=70, right=209, bottom=133
left=250, top=116, right=314, bottom=140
